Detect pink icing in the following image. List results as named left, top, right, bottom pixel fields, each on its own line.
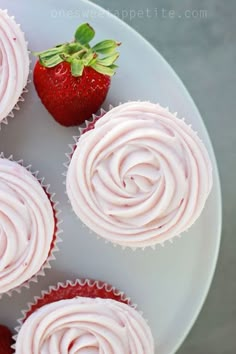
left=15, top=297, right=154, bottom=353
left=0, top=159, right=54, bottom=294
left=0, top=10, right=29, bottom=122
left=67, top=101, right=213, bottom=247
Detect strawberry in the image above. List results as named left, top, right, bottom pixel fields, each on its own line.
left=0, top=325, right=13, bottom=354
left=33, top=23, right=120, bottom=126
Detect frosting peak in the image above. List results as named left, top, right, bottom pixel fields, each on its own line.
left=15, top=297, right=154, bottom=354
left=0, top=10, right=29, bottom=122
left=0, top=158, right=55, bottom=294
left=67, top=101, right=213, bottom=247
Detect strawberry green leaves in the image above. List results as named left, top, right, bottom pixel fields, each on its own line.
left=41, top=55, right=64, bottom=68
left=93, top=52, right=120, bottom=76
left=97, top=53, right=120, bottom=66
left=93, top=40, right=121, bottom=55
left=71, top=59, right=84, bottom=77
left=34, top=46, right=65, bottom=67
left=67, top=42, right=84, bottom=54
left=33, top=23, right=121, bottom=77
left=91, top=63, right=115, bottom=76
left=90, top=40, right=121, bottom=76
left=74, top=23, right=95, bottom=45
left=82, top=51, right=97, bottom=66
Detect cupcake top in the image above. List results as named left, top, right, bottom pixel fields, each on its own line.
left=15, top=296, right=154, bottom=353
left=0, top=158, right=54, bottom=294
left=0, top=9, right=29, bottom=122
left=67, top=101, right=213, bottom=248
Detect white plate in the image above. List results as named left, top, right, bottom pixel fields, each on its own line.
left=0, top=1, right=222, bottom=353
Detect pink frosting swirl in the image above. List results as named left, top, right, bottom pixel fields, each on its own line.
left=0, top=9, right=29, bottom=122
left=67, top=101, right=213, bottom=247
left=15, top=297, right=154, bottom=353
left=0, top=159, right=54, bottom=294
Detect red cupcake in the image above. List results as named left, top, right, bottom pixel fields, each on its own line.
left=0, top=153, right=62, bottom=297
left=14, top=279, right=154, bottom=353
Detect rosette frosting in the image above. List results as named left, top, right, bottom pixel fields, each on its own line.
left=0, top=9, right=29, bottom=122
left=15, top=297, right=154, bottom=353
left=67, top=101, right=213, bottom=247
left=0, top=158, right=54, bottom=293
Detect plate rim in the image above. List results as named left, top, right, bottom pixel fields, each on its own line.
left=82, top=0, right=223, bottom=352
left=0, top=0, right=223, bottom=352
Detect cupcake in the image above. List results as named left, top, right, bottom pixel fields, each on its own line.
left=66, top=101, right=213, bottom=248
left=0, top=9, right=29, bottom=124
left=0, top=324, right=13, bottom=354
left=0, top=156, right=61, bottom=296
left=14, top=279, right=154, bottom=353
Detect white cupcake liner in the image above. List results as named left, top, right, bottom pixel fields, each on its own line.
left=0, top=152, right=63, bottom=299
left=63, top=103, right=203, bottom=251
left=0, top=10, right=31, bottom=129
left=13, top=278, right=140, bottom=349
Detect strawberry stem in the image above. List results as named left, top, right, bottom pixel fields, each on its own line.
left=33, top=23, right=121, bottom=77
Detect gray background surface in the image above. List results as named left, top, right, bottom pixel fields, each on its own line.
left=93, top=0, right=235, bottom=353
